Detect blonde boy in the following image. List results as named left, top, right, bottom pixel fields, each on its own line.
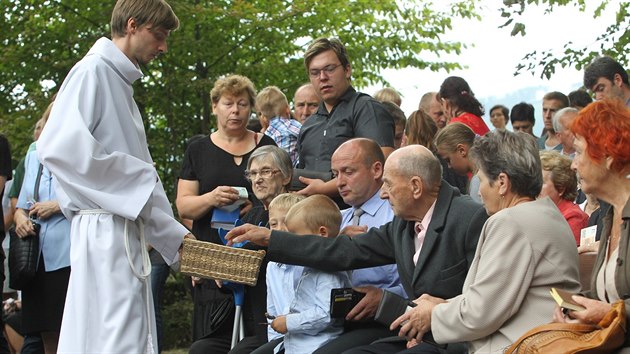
left=256, top=86, right=301, bottom=166
left=269, top=195, right=352, bottom=354
left=267, top=193, right=304, bottom=232
left=263, top=193, right=306, bottom=350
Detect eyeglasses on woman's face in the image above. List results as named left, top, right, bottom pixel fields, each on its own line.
left=244, top=168, right=280, bottom=181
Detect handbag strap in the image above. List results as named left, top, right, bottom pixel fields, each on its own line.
left=33, top=163, right=44, bottom=202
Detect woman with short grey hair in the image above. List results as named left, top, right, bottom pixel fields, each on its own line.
left=231, top=145, right=293, bottom=353
left=392, top=130, right=580, bottom=353
left=246, top=145, right=293, bottom=205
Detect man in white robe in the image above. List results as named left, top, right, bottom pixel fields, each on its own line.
left=37, top=1, right=190, bottom=352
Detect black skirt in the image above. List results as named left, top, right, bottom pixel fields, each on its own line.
left=21, top=254, right=70, bottom=334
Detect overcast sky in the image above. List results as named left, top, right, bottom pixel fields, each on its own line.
left=366, top=0, right=620, bottom=133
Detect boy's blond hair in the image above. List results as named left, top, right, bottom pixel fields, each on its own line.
left=285, top=195, right=341, bottom=236
left=256, top=86, right=290, bottom=119
left=374, top=87, right=402, bottom=106
left=269, top=193, right=305, bottom=213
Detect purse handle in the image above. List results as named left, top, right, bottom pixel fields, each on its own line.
left=30, top=163, right=44, bottom=219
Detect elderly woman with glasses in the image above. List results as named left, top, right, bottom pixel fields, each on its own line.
left=242, top=145, right=293, bottom=223
left=230, top=145, right=294, bottom=353
left=177, top=75, right=276, bottom=354
left=392, top=130, right=580, bottom=354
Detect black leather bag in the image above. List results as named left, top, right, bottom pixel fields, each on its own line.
left=8, top=223, right=40, bottom=290
left=8, top=163, right=43, bottom=290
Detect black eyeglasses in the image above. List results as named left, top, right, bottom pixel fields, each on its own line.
left=308, top=64, right=342, bottom=78
left=244, top=168, right=280, bottom=181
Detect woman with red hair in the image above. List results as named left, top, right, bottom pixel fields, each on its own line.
left=553, top=99, right=630, bottom=350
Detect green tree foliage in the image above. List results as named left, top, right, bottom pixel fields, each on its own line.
left=0, top=0, right=480, bottom=201
left=499, top=0, right=629, bottom=79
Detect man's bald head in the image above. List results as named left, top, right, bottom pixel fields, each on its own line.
left=419, top=92, right=446, bottom=129
left=387, top=145, right=442, bottom=189
left=336, top=138, right=385, bottom=167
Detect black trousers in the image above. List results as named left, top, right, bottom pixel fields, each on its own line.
left=314, top=322, right=396, bottom=354
left=343, top=341, right=445, bottom=354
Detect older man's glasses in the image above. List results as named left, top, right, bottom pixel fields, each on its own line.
left=244, top=168, right=280, bottom=181
left=309, top=64, right=342, bottom=78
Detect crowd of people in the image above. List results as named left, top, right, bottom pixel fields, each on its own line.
left=0, top=0, right=629, bottom=353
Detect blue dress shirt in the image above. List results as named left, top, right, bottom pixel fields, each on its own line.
left=266, top=261, right=303, bottom=342
left=284, top=267, right=351, bottom=353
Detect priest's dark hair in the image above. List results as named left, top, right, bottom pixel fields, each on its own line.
left=110, top=0, right=179, bottom=38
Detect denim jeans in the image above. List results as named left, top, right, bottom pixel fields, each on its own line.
left=150, top=249, right=170, bottom=354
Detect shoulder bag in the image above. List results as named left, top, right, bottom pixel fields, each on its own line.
left=8, top=163, right=43, bottom=290
left=505, top=300, right=627, bottom=354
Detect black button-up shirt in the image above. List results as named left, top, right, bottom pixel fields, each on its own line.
left=297, top=86, right=395, bottom=172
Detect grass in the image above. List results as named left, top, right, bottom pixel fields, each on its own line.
left=163, top=349, right=188, bottom=354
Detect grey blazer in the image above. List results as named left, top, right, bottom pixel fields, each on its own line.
left=268, top=181, right=488, bottom=301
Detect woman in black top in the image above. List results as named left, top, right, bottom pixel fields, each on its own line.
left=177, top=75, right=275, bottom=354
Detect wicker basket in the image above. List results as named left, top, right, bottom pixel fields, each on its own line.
left=180, top=238, right=266, bottom=286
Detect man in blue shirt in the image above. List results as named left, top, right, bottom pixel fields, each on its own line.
left=315, top=138, right=404, bottom=353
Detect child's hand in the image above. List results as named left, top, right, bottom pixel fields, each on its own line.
left=271, top=315, right=287, bottom=334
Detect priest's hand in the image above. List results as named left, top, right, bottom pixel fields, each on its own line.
left=179, top=233, right=196, bottom=259
left=346, top=286, right=382, bottom=321
left=226, top=224, right=271, bottom=247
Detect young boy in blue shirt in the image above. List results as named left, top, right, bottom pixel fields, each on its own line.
left=264, top=193, right=305, bottom=350
left=268, top=195, right=352, bottom=354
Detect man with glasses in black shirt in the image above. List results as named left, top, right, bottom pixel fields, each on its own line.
left=296, top=38, right=395, bottom=200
